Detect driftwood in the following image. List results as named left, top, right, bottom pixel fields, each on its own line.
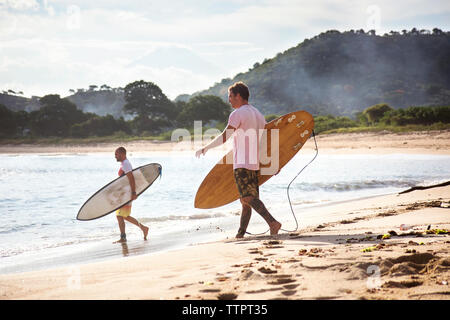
left=399, top=181, right=450, bottom=194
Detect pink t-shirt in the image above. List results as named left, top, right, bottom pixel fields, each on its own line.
left=228, top=104, right=266, bottom=170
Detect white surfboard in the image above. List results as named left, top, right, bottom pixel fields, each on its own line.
left=77, top=163, right=162, bottom=221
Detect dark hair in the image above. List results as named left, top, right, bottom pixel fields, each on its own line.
left=116, top=146, right=126, bottom=154
left=228, top=81, right=250, bottom=101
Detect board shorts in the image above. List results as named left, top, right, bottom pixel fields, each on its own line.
left=233, top=168, right=260, bottom=198
left=116, top=204, right=132, bottom=218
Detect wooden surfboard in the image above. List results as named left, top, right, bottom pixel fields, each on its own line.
left=195, top=110, right=314, bottom=209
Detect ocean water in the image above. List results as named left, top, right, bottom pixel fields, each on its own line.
left=1, top=150, right=449, bottom=274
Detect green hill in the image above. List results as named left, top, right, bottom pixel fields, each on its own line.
left=182, top=28, right=450, bottom=116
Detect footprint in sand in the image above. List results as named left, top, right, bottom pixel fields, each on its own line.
left=200, top=288, right=222, bottom=293
left=258, top=266, right=277, bottom=274
left=281, top=290, right=297, bottom=296
left=267, top=275, right=297, bottom=285
left=283, top=284, right=299, bottom=290
left=248, top=248, right=264, bottom=255
left=217, top=293, right=238, bottom=300
left=254, top=257, right=268, bottom=262
left=263, top=240, right=284, bottom=249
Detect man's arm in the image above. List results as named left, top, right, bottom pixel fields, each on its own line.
left=195, top=124, right=236, bottom=158
left=126, top=171, right=137, bottom=200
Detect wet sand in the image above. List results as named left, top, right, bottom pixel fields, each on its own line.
left=1, top=185, right=448, bottom=300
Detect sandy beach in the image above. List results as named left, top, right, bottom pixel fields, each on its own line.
left=1, top=130, right=450, bottom=155
left=0, top=131, right=449, bottom=301
left=0, top=185, right=448, bottom=300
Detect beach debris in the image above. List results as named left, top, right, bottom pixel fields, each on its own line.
left=400, top=224, right=412, bottom=231
left=376, top=233, right=391, bottom=240
left=361, top=246, right=377, bottom=253
left=425, top=229, right=449, bottom=235
left=361, top=243, right=385, bottom=253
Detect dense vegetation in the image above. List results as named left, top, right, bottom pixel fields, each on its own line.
left=185, top=28, right=450, bottom=117
left=1, top=28, right=449, bottom=142
left=0, top=80, right=231, bottom=140
left=314, top=104, right=450, bottom=134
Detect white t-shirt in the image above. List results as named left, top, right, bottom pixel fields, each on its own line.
left=119, top=159, right=133, bottom=176
left=227, top=104, right=266, bottom=170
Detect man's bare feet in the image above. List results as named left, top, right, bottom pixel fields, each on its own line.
left=269, top=221, right=282, bottom=236
left=113, top=233, right=127, bottom=243
left=142, top=225, right=149, bottom=240
left=235, top=228, right=246, bottom=239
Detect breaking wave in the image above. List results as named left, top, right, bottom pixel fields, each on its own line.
left=293, top=179, right=423, bottom=192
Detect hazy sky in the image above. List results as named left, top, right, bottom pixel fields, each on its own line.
left=1, top=0, right=449, bottom=99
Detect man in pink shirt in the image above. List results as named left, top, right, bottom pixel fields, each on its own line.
left=196, top=82, right=281, bottom=238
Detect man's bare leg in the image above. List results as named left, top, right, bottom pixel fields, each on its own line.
left=242, top=196, right=281, bottom=236
left=124, top=216, right=149, bottom=240
left=115, top=216, right=127, bottom=243
left=236, top=204, right=252, bottom=238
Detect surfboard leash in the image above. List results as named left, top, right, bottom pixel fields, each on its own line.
left=245, top=129, right=319, bottom=236
left=283, top=129, right=318, bottom=233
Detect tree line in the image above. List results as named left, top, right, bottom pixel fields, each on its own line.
left=0, top=80, right=231, bottom=139
left=1, top=80, right=448, bottom=140
left=314, top=103, right=450, bottom=134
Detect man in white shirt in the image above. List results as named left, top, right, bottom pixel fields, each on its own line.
left=114, top=147, right=149, bottom=243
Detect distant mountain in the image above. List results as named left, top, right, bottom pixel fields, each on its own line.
left=0, top=88, right=127, bottom=119
left=181, top=28, right=450, bottom=116
left=0, top=93, right=40, bottom=112
left=3, top=29, right=449, bottom=119
left=66, top=88, right=126, bottom=119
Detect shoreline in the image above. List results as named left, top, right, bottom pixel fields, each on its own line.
left=1, top=130, right=449, bottom=155
left=0, top=190, right=402, bottom=276
left=1, top=185, right=449, bottom=300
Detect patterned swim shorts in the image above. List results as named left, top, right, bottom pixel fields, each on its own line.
left=233, top=168, right=260, bottom=198
left=116, top=204, right=132, bottom=217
